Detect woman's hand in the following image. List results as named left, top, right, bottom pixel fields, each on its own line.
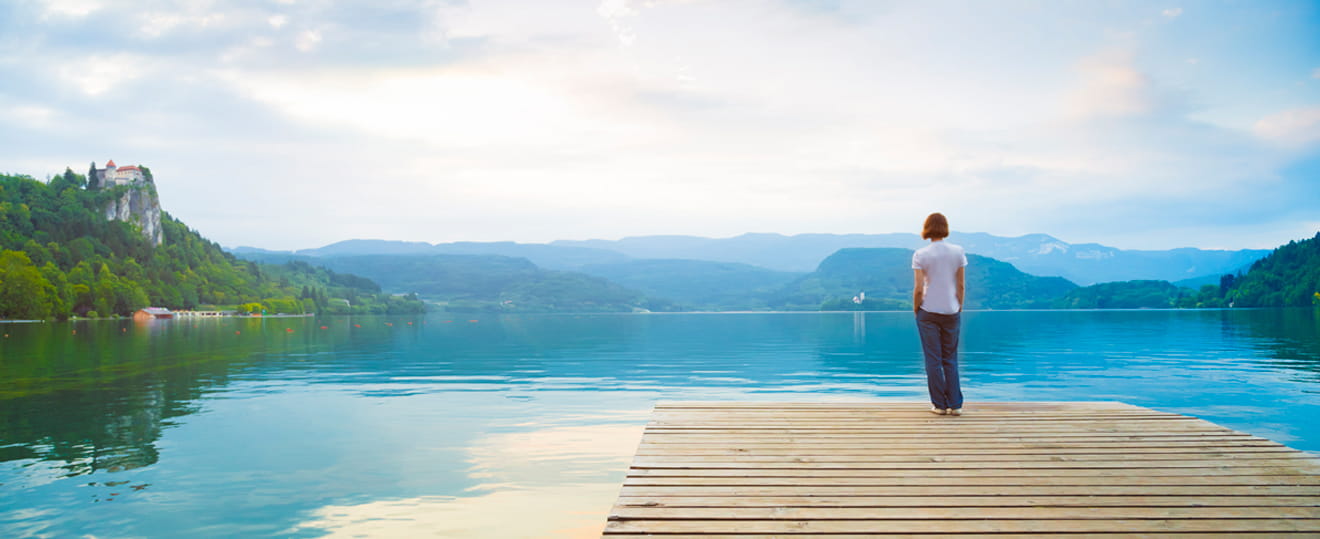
left=912, top=269, right=925, bottom=314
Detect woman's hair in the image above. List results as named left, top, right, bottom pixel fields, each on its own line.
left=922, top=212, right=949, bottom=240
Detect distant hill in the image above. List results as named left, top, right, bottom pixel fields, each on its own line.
left=578, top=259, right=804, bottom=310
left=766, top=248, right=1078, bottom=311
left=1054, top=280, right=1189, bottom=309
left=233, top=251, right=653, bottom=313
left=555, top=233, right=921, bottom=273
left=298, top=239, right=437, bottom=257
left=243, top=232, right=1266, bottom=286
left=241, top=239, right=632, bottom=270
left=553, top=232, right=1266, bottom=285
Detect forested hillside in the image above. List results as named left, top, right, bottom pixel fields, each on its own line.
left=1228, top=232, right=1320, bottom=307
left=0, top=171, right=422, bottom=319
left=235, top=251, right=657, bottom=312
left=768, top=248, right=1078, bottom=310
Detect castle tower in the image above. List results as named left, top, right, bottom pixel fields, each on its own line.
left=99, top=159, right=116, bottom=186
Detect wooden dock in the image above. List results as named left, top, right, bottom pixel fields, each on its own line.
left=604, top=402, right=1320, bottom=536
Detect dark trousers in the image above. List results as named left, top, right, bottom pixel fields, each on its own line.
left=916, top=309, right=963, bottom=409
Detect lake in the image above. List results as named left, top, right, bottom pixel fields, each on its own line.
left=2, top=309, right=1318, bottom=537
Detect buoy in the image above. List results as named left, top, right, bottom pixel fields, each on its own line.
left=72, top=330, right=76, bottom=335
left=468, top=320, right=478, bottom=323
left=407, top=322, right=413, bottom=325
left=320, top=326, right=328, bottom=330
left=235, top=331, right=241, bottom=335
left=354, top=324, right=361, bottom=328
left=386, top=323, right=393, bottom=326
left=286, top=328, right=294, bottom=333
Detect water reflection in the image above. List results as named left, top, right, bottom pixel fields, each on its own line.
left=0, top=316, right=406, bottom=480
left=292, top=420, right=645, bottom=538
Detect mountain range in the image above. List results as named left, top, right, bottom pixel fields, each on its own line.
left=227, top=231, right=1279, bottom=312
left=234, top=232, right=1267, bottom=286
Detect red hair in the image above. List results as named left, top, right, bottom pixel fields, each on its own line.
left=922, top=213, right=949, bottom=240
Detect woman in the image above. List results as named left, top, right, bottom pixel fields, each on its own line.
left=911, top=212, right=967, bottom=416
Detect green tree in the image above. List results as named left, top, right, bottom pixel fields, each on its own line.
left=87, top=161, right=100, bottom=190
left=1227, top=233, right=1320, bottom=307
left=0, top=250, right=55, bottom=319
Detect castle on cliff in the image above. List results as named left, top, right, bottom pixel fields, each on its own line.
left=95, top=159, right=163, bottom=246
left=94, top=159, right=147, bottom=187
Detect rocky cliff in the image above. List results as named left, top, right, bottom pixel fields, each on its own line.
left=105, top=181, right=163, bottom=246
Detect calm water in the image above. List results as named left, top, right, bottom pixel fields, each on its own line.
left=2, top=310, right=1318, bottom=537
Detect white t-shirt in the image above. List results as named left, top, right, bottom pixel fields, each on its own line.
left=912, top=241, right=968, bottom=314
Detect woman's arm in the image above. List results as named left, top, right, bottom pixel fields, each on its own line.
left=912, top=269, right=925, bottom=314
left=955, top=266, right=965, bottom=313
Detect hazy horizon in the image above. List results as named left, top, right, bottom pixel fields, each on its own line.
left=228, top=228, right=1282, bottom=254
left=3, top=1, right=1317, bottom=252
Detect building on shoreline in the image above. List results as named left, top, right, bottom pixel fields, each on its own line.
left=133, top=307, right=174, bottom=320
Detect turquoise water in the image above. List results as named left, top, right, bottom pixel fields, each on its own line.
left=1, top=309, right=1318, bottom=537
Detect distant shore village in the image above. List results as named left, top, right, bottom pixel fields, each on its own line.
left=94, top=159, right=147, bottom=187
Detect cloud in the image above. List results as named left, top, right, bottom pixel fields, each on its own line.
left=37, top=0, right=102, bottom=19
left=1065, top=50, right=1167, bottom=119
left=54, top=53, right=151, bottom=97
left=1162, top=7, right=1183, bottom=18
left=294, top=29, right=322, bottom=51
left=1253, top=107, right=1320, bottom=147
left=597, top=0, right=639, bottom=47
left=1312, top=67, right=1320, bottom=79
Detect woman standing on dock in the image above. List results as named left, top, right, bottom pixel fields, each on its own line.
left=911, top=212, right=967, bottom=416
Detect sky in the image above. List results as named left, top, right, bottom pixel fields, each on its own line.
left=1, top=0, right=1317, bottom=251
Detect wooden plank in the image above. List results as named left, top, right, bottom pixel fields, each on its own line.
left=646, top=417, right=1201, bottom=425
left=628, top=465, right=1319, bottom=477
left=653, top=401, right=1142, bottom=409
left=635, top=447, right=1291, bottom=455
left=647, top=412, right=1189, bottom=419
left=609, top=505, right=1320, bottom=520
left=638, top=439, right=1274, bottom=446
left=643, top=424, right=1242, bottom=432
left=633, top=450, right=1307, bottom=461
left=642, top=430, right=1250, bottom=438
left=621, top=475, right=1320, bottom=487
left=629, top=457, right=1319, bottom=469
left=603, top=519, right=1320, bottom=533
left=617, top=535, right=1319, bottom=539
left=623, top=535, right=1316, bottom=539
left=633, top=446, right=1293, bottom=454
left=617, top=485, right=1320, bottom=496
left=612, top=495, right=1320, bottom=507
left=640, top=435, right=1270, bottom=442
left=648, top=414, right=1197, bottom=419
